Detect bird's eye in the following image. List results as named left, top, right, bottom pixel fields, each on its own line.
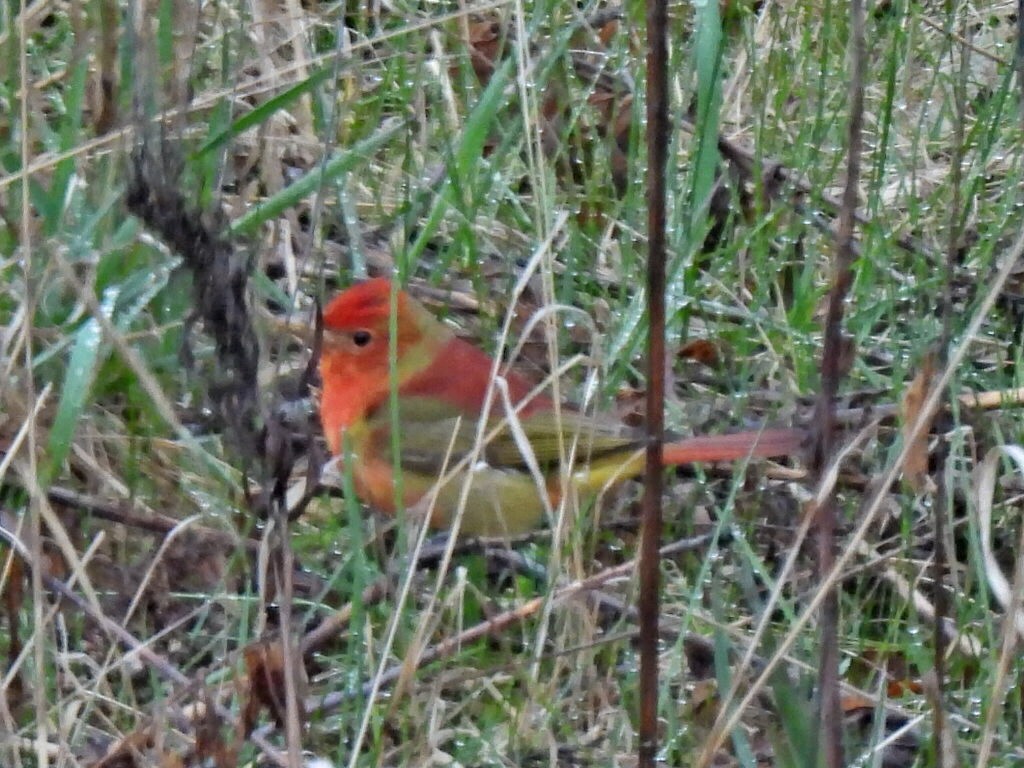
left=352, top=330, right=373, bottom=347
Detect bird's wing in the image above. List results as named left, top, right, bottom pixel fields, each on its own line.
left=364, top=397, right=644, bottom=476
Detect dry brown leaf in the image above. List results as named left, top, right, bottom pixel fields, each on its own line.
left=191, top=694, right=239, bottom=768
left=596, top=16, right=619, bottom=46
left=90, top=729, right=154, bottom=768
left=464, top=14, right=506, bottom=85
left=614, top=384, right=646, bottom=428
left=241, top=638, right=307, bottom=734
left=901, top=351, right=937, bottom=492
left=678, top=339, right=722, bottom=368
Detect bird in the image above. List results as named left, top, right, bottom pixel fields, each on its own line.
left=316, top=278, right=804, bottom=537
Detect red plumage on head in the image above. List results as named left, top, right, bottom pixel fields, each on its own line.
left=322, top=277, right=397, bottom=331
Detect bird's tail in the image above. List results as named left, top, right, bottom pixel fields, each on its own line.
left=573, top=427, right=805, bottom=495
left=662, top=427, right=806, bottom=466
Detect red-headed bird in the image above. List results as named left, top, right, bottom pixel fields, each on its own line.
left=317, top=278, right=803, bottom=536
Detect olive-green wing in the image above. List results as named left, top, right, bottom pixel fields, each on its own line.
left=365, top=397, right=645, bottom=476
left=363, top=396, right=479, bottom=475
left=485, top=409, right=646, bottom=471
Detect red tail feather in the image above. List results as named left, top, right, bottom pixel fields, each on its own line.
left=662, top=428, right=805, bottom=466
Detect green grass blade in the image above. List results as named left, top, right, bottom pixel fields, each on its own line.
left=44, top=288, right=118, bottom=480
left=194, top=65, right=334, bottom=159
left=454, top=59, right=513, bottom=179
left=690, top=0, right=723, bottom=230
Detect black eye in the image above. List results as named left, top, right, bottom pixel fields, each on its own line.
left=352, top=330, right=372, bottom=347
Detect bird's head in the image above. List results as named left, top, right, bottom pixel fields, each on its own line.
left=316, top=278, right=452, bottom=438
left=321, top=277, right=450, bottom=363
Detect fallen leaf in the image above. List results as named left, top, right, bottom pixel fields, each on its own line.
left=241, top=638, right=307, bottom=734
left=901, top=351, right=937, bottom=492
left=89, top=729, right=154, bottom=768
left=464, top=14, right=506, bottom=85
left=678, top=339, right=722, bottom=368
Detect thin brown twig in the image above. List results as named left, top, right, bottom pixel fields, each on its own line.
left=639, top=0, right=669, bottom=760
left=44, top=485, right=241, bottom=541
left=270, top=514, right=303, bottom=767
left=813, top=0, right=866, bottom=762
left=918, top=14, right=1008, bottom=65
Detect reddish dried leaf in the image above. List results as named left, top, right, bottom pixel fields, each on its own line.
left=466, top=16, right=506, bottom=85
left=614, top=385, right=646, bottom=427
left=574, top=201, right=607, bottom=229
left=886, top=678, right=924, bottom=697
left=191, top=695, right=240, bottom=768
left=586, top=90, right=627, bottom=141
left=213, top=742, right=238, bottom=768
left=849, top=648, right=925, bottom=699
left=42, top=543, right=69, bottom=581
left=678, top=339, right=722, bottom=368
left=540, top=84, right=566, bottom=124
left=840, top=693, right=875, bottom=713
left=240, top=677, right=262, bottom=738
left=241, top=639, right=306, bottom=734
left=901, top=352, right=937, bottom=492
left=242, top=641, right=282, bottom=733
left=596, top=17, right=619, bottom=46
